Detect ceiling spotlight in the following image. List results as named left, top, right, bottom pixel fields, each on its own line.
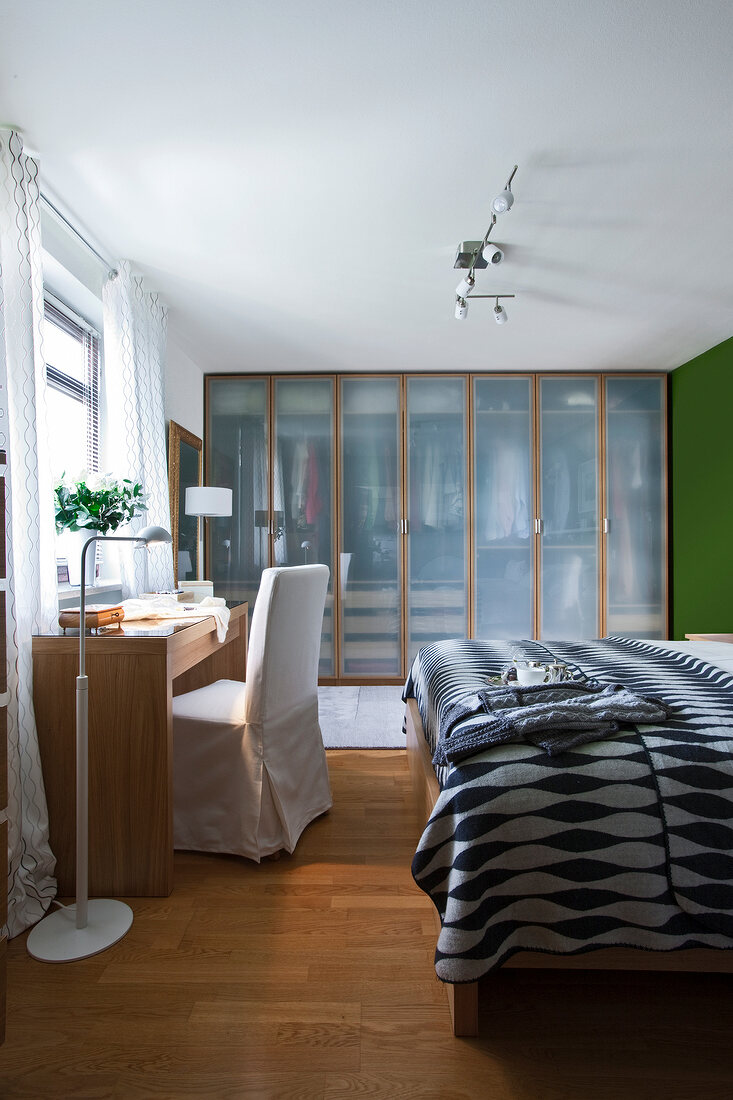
left=492, top=190, right=514, bottom=215
left=491, top=165, right=518, bottom=215
left=455, top=274, right=475, bottom=298
left=455, top=292, right=514, bottom=323
left=482, top=242, right=504, bottom=266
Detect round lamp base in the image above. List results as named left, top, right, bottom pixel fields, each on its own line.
left=26, top=899, right=133, bottom=963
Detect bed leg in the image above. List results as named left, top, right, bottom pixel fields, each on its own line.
left=445, top=981, right=478, bottom=1037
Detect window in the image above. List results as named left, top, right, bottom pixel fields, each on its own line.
left=44, top=297, right=103, bottom=584
left=43, top=296, right=100, bottom=484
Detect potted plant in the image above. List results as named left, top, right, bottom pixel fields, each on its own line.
left=54, top=472, right=149, bottom=586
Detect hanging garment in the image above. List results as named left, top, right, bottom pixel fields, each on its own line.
left=483, top=437, right=530, bottom=542
left=413, top=425, right=464, bottom=530
left=543, top=446, right=572, bottom=535
left=442, top=446, right=464, bottom=529
left=382, top=436, right=398, bottom=527
left=290, top=438, right=308, bottom=527
left=305, top=442, right=323, bottom=525
left=347, top=440, right=380, bottom=532
left=419, top=432, right=444, bottom=528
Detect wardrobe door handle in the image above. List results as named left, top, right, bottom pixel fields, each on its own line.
left=603, top=517, right=610, bottom=534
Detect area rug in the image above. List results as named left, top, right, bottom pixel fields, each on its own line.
left=318, top=685, right=407, bottom=748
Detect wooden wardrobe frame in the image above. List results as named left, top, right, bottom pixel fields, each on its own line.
left=404, top=695, right=733, bottom=1038
left=205, top=371, right=669, bottom=685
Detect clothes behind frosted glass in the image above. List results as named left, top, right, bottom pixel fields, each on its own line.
left=481, top=437, right=530, bottom=542
left=542, top=445, right=571, bottom=535
left=412, top=425, right=464, bottom=530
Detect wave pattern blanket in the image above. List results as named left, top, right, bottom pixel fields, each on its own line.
left=404, top=638, right=733, bottom=982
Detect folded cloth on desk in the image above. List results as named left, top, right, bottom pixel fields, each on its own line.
left=434, top=679, right=671, bottom=765
left=120, top=595, right=230, bottom=642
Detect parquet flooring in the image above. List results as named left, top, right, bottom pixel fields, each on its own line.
left=1, top=750, right=733, bottom=1098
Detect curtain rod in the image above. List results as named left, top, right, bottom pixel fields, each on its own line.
left=40, top=192, right=117, bottom=277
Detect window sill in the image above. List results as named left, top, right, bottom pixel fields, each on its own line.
left=57, top=581, right=123, bottom=607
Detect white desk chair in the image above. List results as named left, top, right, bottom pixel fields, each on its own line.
left=172, top=564, right=332, bottom=862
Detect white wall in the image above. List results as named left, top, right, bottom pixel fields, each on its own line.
left=164, top=335, right=204, bottom=440
left=42, top=202, right=205, bottom=442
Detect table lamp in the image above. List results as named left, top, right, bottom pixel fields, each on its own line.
left=27, top=524, right=172, bottom=963
left=185, top=486, right=232, bottom=582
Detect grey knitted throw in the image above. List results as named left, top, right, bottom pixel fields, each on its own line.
left=434, top=678, right=671, bottom=765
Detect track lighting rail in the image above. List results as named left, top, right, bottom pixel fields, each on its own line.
left=453, top=166, right=518, bottom=324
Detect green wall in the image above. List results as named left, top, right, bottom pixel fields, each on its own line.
left=671, top=335, right=733, bottom=638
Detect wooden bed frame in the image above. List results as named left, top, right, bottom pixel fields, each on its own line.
left=404, top=695, right=733, bottom=1037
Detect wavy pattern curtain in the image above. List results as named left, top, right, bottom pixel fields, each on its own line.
left=103, top=262, right=174, bottom=596
left=0, top=129, right=58, bottom=936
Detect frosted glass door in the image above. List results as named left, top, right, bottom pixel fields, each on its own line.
left=407, top=377, right=468, bottom=663
left=273, top=378, right=336, bottom=675
left=473, top=377, right=534, bottom=638
left=340, top=378, right=402, bottom=677
left=207, top=377, right=269, bottom=608
left=605, top=376, right=666, bottom=638
left=539, top=377, right=600, bottom=639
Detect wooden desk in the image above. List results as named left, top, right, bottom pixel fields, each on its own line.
left=684, top=633, right=733, bottom=643
left=33, top=602, right=247, bottom=898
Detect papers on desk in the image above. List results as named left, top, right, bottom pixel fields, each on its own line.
left=121, top=595, right=230, bottom=642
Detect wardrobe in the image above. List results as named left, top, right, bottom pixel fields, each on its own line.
left=205, top=373, right=667, bottom=683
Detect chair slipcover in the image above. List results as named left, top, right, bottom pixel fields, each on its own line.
left=172, top=564, right=332, bottom=861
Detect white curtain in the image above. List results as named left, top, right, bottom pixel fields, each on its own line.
left=103, top=262, right=174, bottom=596
left=0, top=129, right=58, bottom=936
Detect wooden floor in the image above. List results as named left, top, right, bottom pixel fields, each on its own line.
left=2, top=750, right=733, bottom=1098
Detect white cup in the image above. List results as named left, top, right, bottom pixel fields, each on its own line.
left=516, top=665, right=548, bottom=685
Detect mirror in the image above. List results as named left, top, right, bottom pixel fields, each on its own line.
left=168, top=421, right=202, bottom=587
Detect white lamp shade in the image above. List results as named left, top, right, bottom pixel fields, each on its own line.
left=185, top=486, right=233, bottom=517
left=482, top=243, right=504, bottom=265
left=492, top=189, right=514, bottom=214
left=137, top=524, right=173, bottom=544
left=494, top=305, right=508, bottom=324
left=455, top=275, right=475, bottom=298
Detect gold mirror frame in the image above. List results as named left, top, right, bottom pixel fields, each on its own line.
left=168, top=421, right=203, bottom=587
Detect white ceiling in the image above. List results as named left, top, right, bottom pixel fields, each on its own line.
left=1, top=0, right=733, bottom=375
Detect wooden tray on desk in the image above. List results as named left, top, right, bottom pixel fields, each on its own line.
left=58, top=604, right=124, bottom=631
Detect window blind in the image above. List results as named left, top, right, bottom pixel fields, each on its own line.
left=44, top=298, right=100, bottom=475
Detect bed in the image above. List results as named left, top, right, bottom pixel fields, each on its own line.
left=403, top=636, right=733, bottom=1036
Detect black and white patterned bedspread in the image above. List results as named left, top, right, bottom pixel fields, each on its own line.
left=404, top=638, right=733, bottom=982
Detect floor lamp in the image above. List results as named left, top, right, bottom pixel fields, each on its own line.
left=185, top=486, right=233, bottom=581
left=27, top=524, right=172, bottom=963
